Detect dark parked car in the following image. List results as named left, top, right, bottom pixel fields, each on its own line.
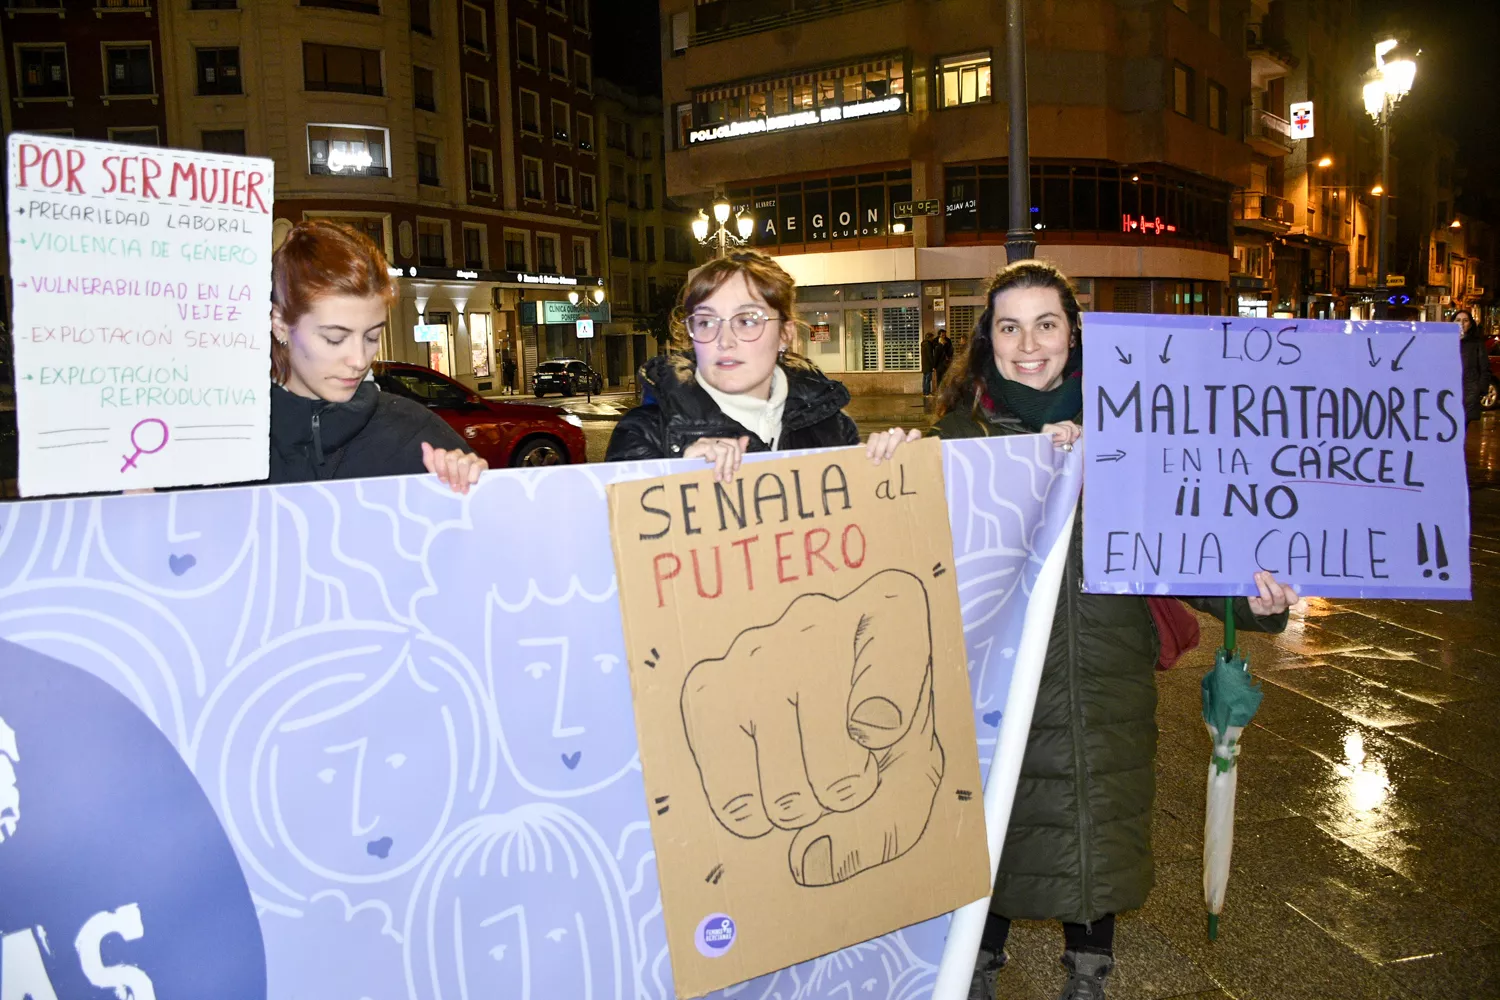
left=1486, top=333, right=1500, bottom=410
left=373, top=362, right=586, bottom=466
left=533, top=359, right=603, bottom=397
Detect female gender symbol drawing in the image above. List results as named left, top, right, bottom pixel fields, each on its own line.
left=121, top=418, right=169, bottom=473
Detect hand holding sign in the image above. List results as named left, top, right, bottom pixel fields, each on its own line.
left=680, top=569, right=943, bottom=887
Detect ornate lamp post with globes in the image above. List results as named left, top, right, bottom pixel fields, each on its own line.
left=692, top=198, right=754, bottom=259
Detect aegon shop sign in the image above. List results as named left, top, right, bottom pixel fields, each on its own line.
left=688, top=93, right=907, bottom=145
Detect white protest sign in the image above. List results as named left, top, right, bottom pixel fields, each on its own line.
left=6, top=133, right=274, bottom=497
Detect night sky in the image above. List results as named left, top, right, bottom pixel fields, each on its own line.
left=593, top=0, right=1499, bottom=223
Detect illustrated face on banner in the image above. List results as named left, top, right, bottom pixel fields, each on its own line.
left=199, top=626, right=495, bottom=899
left=415, top=468, right=647, bottom=797
left=93, top=489, right=259, bottom=596
left=406, top=806, right=638, bottom=1000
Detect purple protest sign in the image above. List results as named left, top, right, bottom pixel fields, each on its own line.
left=1082, top=313, right=1471, bottom=600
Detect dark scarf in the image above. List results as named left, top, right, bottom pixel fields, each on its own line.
left=981, top=345, right=1084, bottom=432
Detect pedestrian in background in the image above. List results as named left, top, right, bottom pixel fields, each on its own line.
left=935, top=329, right=954, bottom=388
left=922, top=331, right=939, bottom=395
left=502, top=349, right=518, bottom=396
left=605, top=249, right=916, bottom=476
left=1459, top=309, right=1492, bottom=424
left=931, top=260, right=1296, bottom=1000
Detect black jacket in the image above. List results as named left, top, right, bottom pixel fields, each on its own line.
left=604, top=352, right=860, bottom=461
left=269, top=382, right=470, bottom=484
left=935, top=390, right=1286, bottom=923
left=1461, top=328, right=1492, bottom=423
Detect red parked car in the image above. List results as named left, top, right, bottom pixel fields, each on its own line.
left=372, top=362, right=587, bottom=466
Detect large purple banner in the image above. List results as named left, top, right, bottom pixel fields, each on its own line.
left=1082, top=313, right=1471, bottom=600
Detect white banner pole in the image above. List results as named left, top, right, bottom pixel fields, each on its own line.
left=930, top=499, right=1079, bottom=1000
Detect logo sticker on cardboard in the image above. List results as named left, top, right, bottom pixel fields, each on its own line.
left=695, top=914, right=737, bottom=958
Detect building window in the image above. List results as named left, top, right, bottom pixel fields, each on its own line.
left=410, top=0, right=431, bottom=34
left=643, top=174, right=654, bottom=210
left=938, top=51, right=991, bottom=108
left=462, top=224, right=487, bottom=269
left=579, top=173, right=597, bottom=211
left=504, top=229, right=529, bottom=270
left=519, top=89, right=541, bottom=133
left=414, top=65, right=436, bottom=111
left=572, top=0, right=589, bottom=31
left=1208, top=0, right=1221, bottom=35
left=610, top=218, right=627, bottom=258
left=572, top=237, right=590, bottom=276
left=103, top=43, right=154, bottom=96
left=17, top=45, right=69, bottom=99
left=606, top=116, right=631, bottom=152
left=1173, top=63, right=1194, bottom=118
left=417, top=140, right=439, bottom=185
left=609, top=163, right=626, bottom=201
left=690, top=52, right=907, bottom=132
left=522, top=156, right=543, bottom=200
left=536, top=234, right=559, bottom=274
left=645, top=226, right=656, bottom=262
left=554, top=164, right=573, bottom=204
left=301, top=0, right=379, bottom=13
left=546, top=0, right=565, bottom=13
left=417, top=219, right=447, bottom=266
left=304, top=43, right=383, bottom=96
left=196, top=47, right=240, bottom=95
left=516, top=21, right=538, bottom=67
left=469, top=147, right=494, bottom=194
left=108, top=126, right=158, bottom=145
left=462, top=3, right=489, bottom=54
left=670, top=11, right=688, bottom=55
left=465, top=74, right=491, bottom=124
left=191, top=0, right=239, bottom=8
left=574, top=51, right=591, bottom=92
left=629, top=224, right=639, bottom=260
left=548, top=35, right=568, bottom=79
left=576, top=112, right=595, bottom=152
left=1173, top=0, right=1188, bottom=10
left=468, top=311, right=493, bottom=376
left=202, top=129, right=246, bottom=154
left=1208, top=81, right=1227, bottom=133
left=612, top=274, right=631, bottom=309
left=306, top=214, right=386, bottom=253
left=307, top=123, right=390, bottom=177
left=551, top=99, right=571, bottom=142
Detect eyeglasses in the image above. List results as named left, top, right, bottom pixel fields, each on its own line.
left=685, top=310, right=780, bottom=344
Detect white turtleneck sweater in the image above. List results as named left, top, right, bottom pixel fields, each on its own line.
left=696, top=366, right=789, bottom=449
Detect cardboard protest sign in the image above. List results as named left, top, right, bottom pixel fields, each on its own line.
left=1083, top=314, right=1470, bottom=599
left=6, top=133, right=274, bottom=497
left=608, top=438, right=991, bottom=997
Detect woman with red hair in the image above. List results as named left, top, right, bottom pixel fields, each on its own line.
left=268, top=220, right=485, bottom=492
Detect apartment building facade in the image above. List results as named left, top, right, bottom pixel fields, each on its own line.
left=1, top=0, right=604, bottom=393
left=661, top=0, right=1254, bottom=393
left=595, top=76, right=693, bottom=387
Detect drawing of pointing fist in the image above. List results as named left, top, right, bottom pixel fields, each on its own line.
left=680, top=569, right=944, bottom=887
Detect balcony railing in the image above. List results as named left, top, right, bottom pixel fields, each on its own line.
left=1245, top=107, right=1294, bottom=153
left=1233, top=191, right=1294, bottom=230
left=692, top=0, right=901, bottom=44
left=1245, top=22, right=1297, bottom=69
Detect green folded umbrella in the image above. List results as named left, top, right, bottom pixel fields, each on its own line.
left=1201, top=600, right=1264, bottom=941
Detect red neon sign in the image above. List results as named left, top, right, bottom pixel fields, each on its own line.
left=1121, top=214, right=1177, bottom=235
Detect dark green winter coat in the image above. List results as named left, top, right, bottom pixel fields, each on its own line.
left=934, top=393, right=1287, bottom=924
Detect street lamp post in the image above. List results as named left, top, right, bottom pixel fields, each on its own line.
left=692, top=198, right=754, bottom=259
left=568, top=286, right=607, bottom=403
left=1004, top=0, right=1035, bottom=263
left=1363, top=38, right=1416, bottom=319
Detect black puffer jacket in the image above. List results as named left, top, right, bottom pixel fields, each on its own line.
left=935, top=392, right=1287, bottom=924
left=1461, top=328, right=1492, bottom=423
left=605, top=352, right=860, bottom=461
left=269, top=382, right=470, bottom=484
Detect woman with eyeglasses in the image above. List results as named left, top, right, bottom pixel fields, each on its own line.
left=605, top=250, right=916, bottom=476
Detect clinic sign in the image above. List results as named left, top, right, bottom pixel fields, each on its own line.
left=688, top=93, right=907, bottom=145
left=521, top=300, right=611, bottom=325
